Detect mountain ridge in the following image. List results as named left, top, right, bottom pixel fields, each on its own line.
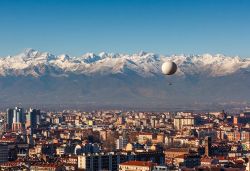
left=0, top=49, right=250, bottom=110
left=1, top=49, right=250, bottom=78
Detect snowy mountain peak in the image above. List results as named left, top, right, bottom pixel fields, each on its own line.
left=23, top=48, right=37, bottom=55
left=58, top=54, right=70, bottom=61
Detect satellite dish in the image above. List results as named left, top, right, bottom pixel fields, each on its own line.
left=161, top=61, right=177, bottom=75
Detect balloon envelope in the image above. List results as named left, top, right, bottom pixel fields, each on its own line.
left=161, top=61, right=177, bottom=75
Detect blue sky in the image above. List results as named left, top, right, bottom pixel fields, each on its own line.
left=0, top=0, right=249, bottom=57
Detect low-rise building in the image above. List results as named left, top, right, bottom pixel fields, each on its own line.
left=119, top=161, right=157, bottom=171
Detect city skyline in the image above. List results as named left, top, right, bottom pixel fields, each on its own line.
left=0, top=106, right=250, bottom=170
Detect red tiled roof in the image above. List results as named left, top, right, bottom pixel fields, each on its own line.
left=119, top=161, right=157, bottom=167
left=0, top=137, right=16, bottom=142
left=0, top=161, right=23, bottom=167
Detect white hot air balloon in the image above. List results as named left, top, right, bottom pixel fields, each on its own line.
left=161, top=61, right=177, bottom=75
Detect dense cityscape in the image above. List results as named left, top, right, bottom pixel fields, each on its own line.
left=0, top=107, right=249, bottom=170
left=1, top=0, right=250, bottom=171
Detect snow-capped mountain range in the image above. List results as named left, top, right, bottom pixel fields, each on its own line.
left=0, top=48, right=249, bottom=77
left=0, top=49, right=250, bottom=110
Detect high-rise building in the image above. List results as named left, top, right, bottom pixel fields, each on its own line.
left=26, top=108, right=40, bottom=130
left=6, top=107, right=24, bottom=132
left=13, top=107, right=23, bottom=123
left=6, top=109, right=14, bottom=131
left=12, top=107, right=24, bottom=132
left=36, top=110, right=41, bottom=125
